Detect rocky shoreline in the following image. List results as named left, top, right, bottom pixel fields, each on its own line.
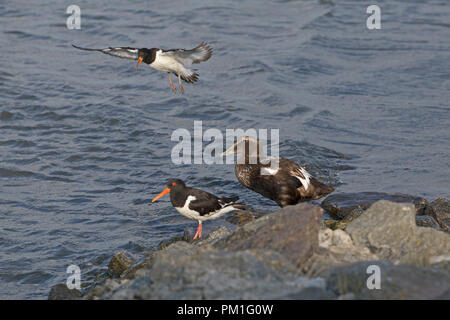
left=49, top=193, right=450, bottom=300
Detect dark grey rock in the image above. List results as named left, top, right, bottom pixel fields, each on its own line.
left=324, top=208, right=365, bottom=229
left=215, top=203, right=323, bottom=269
left=85, top=278, right=125, bottom=300
left=415, top=215, right=441, bottom=230
left=225, top=211, right=263, bottom=226
left=425, top=198, right=450, bottom=232
left=48, top=283, right=82, bottom=300
left=158, top=231, right=190, bottom=249
left=326, top=260, right=450, bottom=299
left=197, top=226, right=231, bottom=247
left=84, top=199, right=450, bottom=300
left=94, top=242, right=326, bottom=300
left=346, top=200, right=450, bottom=265
left=108, top=252, right=133, bottom=277
left=321, top=192, right=428, bottom=220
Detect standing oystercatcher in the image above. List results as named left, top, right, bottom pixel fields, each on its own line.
left=72, top=42, right=212, bottom=93
left=223, top=136, right=334, bottom=207
left=152, top=179, right=246, bottom=239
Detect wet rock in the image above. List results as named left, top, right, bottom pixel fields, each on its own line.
left=158, top=231, right=190, bottom=249
left=123, top=228, right=232, bottom=282
left=345, top=200, right=450, bottom=265
left=425, top=198, right=450, bottom=232
left=197, top=226, right=231, bottom=247
left=324, top=219, right=348, bottom=230
left=321, top=192, right=428, bottom=220
left=215, top=203, right=323, bottom=269
left=48, top=283, right=82, bottom=300
left=225, top=211, right=263, bottom=226
left=123, top=260, right=150, bottom=281
left=415, top=215, right=440, bottom=230
left=93, top=242, right=325, bottom=300
left=324, top=208, right=364, bottom=229
left=83, top=199, right=450, bottom=300
left=86, top=278, right=127, bottom=300
left=326, top=260, right=450, bottom=299
left=108, top=252, right=133, bottom=277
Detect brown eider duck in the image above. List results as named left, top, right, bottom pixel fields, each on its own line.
left=222, top=137, right=334, bottom=207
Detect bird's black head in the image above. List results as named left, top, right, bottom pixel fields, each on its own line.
left=152, top=179, right=186, bottom=203
left=137, top=48, right=157, bottom=69
left=166, top=179, right=186, bottom=190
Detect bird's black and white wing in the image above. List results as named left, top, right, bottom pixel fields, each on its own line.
left=161, top=42, right=213, bottom=66
left=217, top=196, right=239, bottom=208
left=185, top=189, right=222, bottom=216
left=72, top=45, right=139, bottom=60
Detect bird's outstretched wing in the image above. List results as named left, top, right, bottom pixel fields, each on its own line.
left=72, top=44, right=139, bottom=60
left=161, top=42, right=213, bottom=66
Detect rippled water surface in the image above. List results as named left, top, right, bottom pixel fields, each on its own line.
left=1, top=0, right=449, bottom=299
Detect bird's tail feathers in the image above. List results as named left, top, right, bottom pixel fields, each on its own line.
left=180, top=69, right=199, bottom=83
left=219, top=196, right=252, bottom=212
left=219, top=196, right=239, bottom=205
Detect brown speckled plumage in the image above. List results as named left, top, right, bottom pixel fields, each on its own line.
left=225, top=137, right=334, bottom=207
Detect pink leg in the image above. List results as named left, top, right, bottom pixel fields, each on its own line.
left=193, top=221, right=202, bottom=240
left=168, top=73, right=176, bottom=93
left=177, top=73, right=185, bottom=94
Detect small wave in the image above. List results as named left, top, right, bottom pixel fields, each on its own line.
left=0, top=139, right=36, bottom=148
left=0, top=167, right=35, bottom=178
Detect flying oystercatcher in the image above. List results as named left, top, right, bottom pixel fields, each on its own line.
left=72, top=42, right=213, bottom=93
left=222, top=136, right=334, bottom=207
left=152, top=179, right=247, bottom=240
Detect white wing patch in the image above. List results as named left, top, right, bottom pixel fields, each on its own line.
left=175, top=195, right=238, bottom=222
left=293, top=167, right=311, bottom=190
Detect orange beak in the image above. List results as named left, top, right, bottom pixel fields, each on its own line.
left=152, top=187, right=170, bottom=202
left=137, top=57, right=143, bottom=70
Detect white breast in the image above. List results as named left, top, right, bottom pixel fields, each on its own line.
left=175, top=195, right=201, bottom=220
left=150, top=50, right=184, bottom=73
